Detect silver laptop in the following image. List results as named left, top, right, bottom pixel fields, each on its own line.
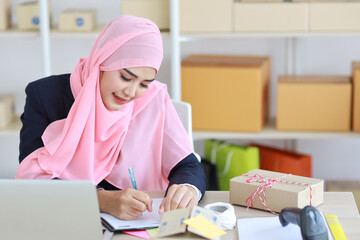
left=0, top=180, right=103, bottom=240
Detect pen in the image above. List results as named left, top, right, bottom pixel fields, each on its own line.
left=128, top=167, right=138, bottom=190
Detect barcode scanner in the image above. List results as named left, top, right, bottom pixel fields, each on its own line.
left=279, top=205, right=328, bottom=240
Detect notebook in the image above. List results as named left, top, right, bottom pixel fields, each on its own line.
left=0, top=180, right=103, bottom=240
left=101, top=198, right=163, bottom=231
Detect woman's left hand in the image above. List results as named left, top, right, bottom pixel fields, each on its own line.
left=158, top=184, right=198, bottom=214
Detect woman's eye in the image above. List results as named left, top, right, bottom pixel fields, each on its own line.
left=121, top=74, right=131, bottom=82
left=141, top=83, right=149, bottom=88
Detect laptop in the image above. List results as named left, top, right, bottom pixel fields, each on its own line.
left=0, top=180, right=103, bottom=240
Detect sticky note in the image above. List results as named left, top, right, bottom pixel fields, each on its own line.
left=183, top=215, right=227, bottom=239
left=325, top=215, right=347, bottom=240
left=122, top=230, right=151, bottom=239
left=146, top=228, right=159, bottom=237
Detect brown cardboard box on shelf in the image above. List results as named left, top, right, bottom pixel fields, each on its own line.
left=59, top=9, right=96, bottom=32
left=16, top=1, right=51, bottom=31
left=310, top=3, right=360, bottom=32
left=0, top=0, right=11, bottom=31
left=180, top=0, right=232, bottom=33
left=121, top=0, right=169, bottom=31
left=353, top=62, right=360, bottom=132
left=0, top=94, right=15, bottom=128
left=234, top=3, right=309, bottom=32
left=181, top=55, right=270, bottom=132
left=277, top=75, right=352, bottom=131
left=230, top=169, right=324, bottom=213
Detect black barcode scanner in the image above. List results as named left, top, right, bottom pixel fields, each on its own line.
left=279, top=205, right=328, bottom=240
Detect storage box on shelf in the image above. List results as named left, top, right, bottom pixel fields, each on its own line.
left=0, top=0, right=11, bottom=31
left=277, top=75, right=352, bottom=131
left=0, top=94, right=15, bottom=129
left=182, top=55, right=270, bottom=132
left=179, top=0, right=232, bottom=33
left=353, top=62, right=360, bottom=132
left=233, top=2, right=309, bottom=32
left=16, top=1, right=51, bottom=31
left=58, top=9, right=96, bottom=32
left=121, top=0, right=169, bottom=31
left=310, top=2, right=360, bottom=32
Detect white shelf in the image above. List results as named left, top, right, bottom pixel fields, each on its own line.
left=193, top=119, right=360, bottom=141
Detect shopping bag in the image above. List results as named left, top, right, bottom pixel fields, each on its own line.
left=249, top=143, right=312, bottom=177
left=205, top=139, right=259, bottom=190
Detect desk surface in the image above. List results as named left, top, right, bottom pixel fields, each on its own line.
left=112, top=191, right=360, bottom=240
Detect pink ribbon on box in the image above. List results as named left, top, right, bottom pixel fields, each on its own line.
left=242, top=173, right=313, bottom=215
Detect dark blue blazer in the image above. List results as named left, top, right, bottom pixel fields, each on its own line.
left=19, top=74, right=206, bottom=196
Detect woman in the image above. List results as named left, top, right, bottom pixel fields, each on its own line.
left=16, top=15, right=206, bottom=220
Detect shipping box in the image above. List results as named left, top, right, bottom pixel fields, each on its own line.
left=180, top=0, right=232, bottom=33
left=234, top=3, right=309, bottom=32
left=277, top=75, right=352, bottom=131
left=0, top=0, right=11, bottom=31
left=310, top=3, right=360, bottom=32
left=182, top=55, right=270, bottom=132
left=59, top=9, right=96, bottom=32
left=16, top=1, right=51, bottom=31
left=0, top=94, right=15, bottom=128
left=121, top=0, right=169, bottom=30
left=353, top=62, right=360, bottom=132
left=230, top=169, right=324, bottom=213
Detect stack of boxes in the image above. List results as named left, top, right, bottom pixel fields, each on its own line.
left=0, top=0, right=10, bottom=31
left=58, top=9, right=96, bottom=32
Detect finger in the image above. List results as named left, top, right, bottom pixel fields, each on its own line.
left=170, top=187, right=186, bottom=210
left=176, top=191, right=195, bottom=209
left=159, top=199, right=165, bottom=214
left=132, top=190, right=152, bottom=207
left=163, top=186, right=176, bottom=212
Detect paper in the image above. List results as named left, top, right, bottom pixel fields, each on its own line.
left=146, top=228, right=159, bottom=237
left=101, top=198, right=162, bottom=231
left=183, top=215, right=227, bottom=239
left=122, top=230, right=151, bottom=239
left=237, top=216, right=334, bottom=240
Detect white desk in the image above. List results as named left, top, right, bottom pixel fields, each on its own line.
left=112, top=191, right=360, bottom=240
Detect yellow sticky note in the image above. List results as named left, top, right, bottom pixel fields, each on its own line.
left=183, top=215, right=227, bottom=239
left=146, top=228, right=159, bottom=237
left=325, top=215, right=347, bottom=240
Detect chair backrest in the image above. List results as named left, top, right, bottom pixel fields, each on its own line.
left=171, top=100, right=194, bottom=147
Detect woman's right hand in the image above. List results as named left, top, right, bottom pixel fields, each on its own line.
left=97, top=188, right=152, bottom=220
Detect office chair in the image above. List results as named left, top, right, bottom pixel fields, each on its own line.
left=171, top=100, right=201, bottom=162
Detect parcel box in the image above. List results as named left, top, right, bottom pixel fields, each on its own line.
left=59, top=9, right=96, bottom=32
left=234, top=3, right=309, bottom=32
left=121, top=0, right=169, bottom=30
left=230, top=169, right=324, bottom=213
left=180, top=0, right=233, bottom=33
left=182, top=55, right=270, bottom=132
left=16, top=1, right=51, bottom=31
left=277, top=75, right=352, bottom=131
left=0, top=0, right=11, bottom=31
left=0, top=94, right=15, bottom=128
left=353, top=62, right=360, bottom=132
left=310, top=3, right=360, bottom=32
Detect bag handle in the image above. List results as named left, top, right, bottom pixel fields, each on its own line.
left=210, top=141, right=234, bottom=178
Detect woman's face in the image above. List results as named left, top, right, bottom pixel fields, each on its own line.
left=100, top=67, right=156, bottom=111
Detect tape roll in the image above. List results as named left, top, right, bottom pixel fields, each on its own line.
left=204, top=202, right=236, bottom=230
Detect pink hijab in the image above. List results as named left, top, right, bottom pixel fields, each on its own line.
left=16, top=15, right=193, bottom=190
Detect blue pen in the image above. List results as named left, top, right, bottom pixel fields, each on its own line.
left=128, top=167, right=138, bottom=190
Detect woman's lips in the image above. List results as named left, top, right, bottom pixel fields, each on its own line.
left=112, top=93, right=128, bottom=104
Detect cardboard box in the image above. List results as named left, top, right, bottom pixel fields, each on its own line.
left=0, top=94, right=15, bottom=128
left=16, top=1, right=51, bottom=31
left=353, top=62, right=360, bottom=132
left=181, top=55, right=270, bottom=132
left=0, top=0, right=11, bottom=31
left=277, top=75, right=352, bottom=131
left=230, top=169, right=324, bottom=213
left=59, top=9, right=96, bottom=32
left=121, top=0, right=169, bottom=30
left=310, top=3, right=360, bottom=32
left=180, top=0, right=232, bottom=33
left=234, top=3, right=309, bottom=32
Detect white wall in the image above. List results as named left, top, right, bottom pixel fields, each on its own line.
left=1, top=2, right=359, bottom=180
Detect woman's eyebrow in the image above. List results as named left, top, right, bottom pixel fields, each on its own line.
left=123, top=68, right=155, bottom=82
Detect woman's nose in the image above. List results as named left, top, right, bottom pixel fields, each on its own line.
left=123, top=83, right=137, bottom=98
